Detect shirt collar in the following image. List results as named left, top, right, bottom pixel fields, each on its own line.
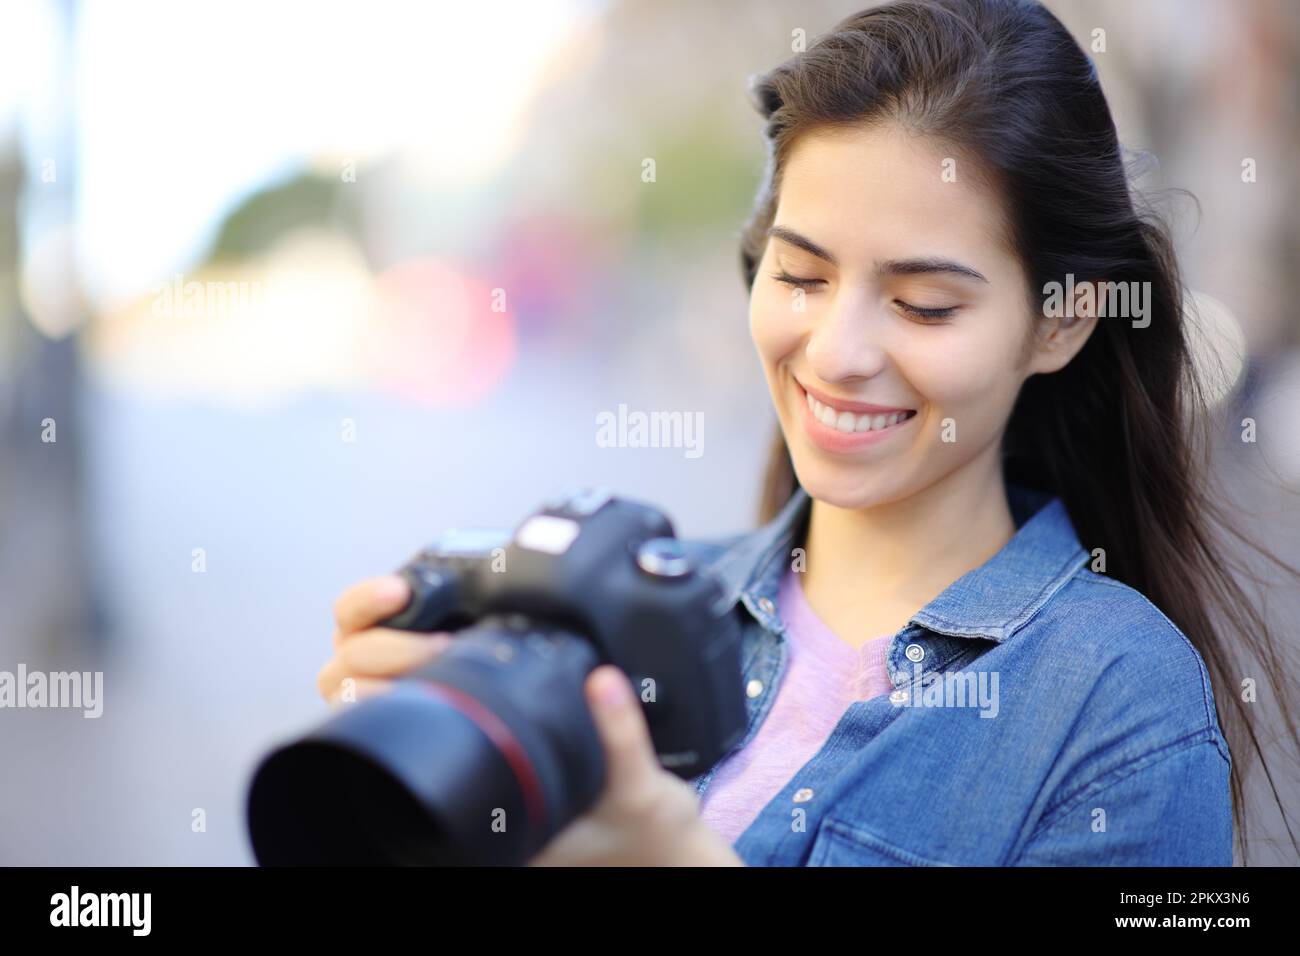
left=708, top=481, right=1090, bottom=643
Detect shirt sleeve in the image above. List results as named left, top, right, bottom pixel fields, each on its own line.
left=1012, top=737, right=1234, bottom=866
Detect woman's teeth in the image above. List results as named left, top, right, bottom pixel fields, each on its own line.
left=806, top=390, right=915, bottom=434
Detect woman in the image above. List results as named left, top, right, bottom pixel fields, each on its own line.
left=316, top=0, right=1299, bottom=865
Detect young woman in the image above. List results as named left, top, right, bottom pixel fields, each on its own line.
left=316, top=0, right=1299, bottom=865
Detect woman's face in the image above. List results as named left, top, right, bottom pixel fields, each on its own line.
left=748, top=123, right=1058, bottom=510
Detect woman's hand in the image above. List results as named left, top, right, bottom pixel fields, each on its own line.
left=316, top=573, right=742, bottom=865
left=527, top=665, right=743, bottom=867
left=316, top=574, right=452, bottom=706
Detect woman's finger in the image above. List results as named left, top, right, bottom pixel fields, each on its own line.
left=339, top=629, right=453, bottom=676
left=317, top=654, right=349, bottom=701
left=584, top=666, right=661, bottom=799
left=332, top=575, right=411, bottom=638
left=317, top=630, right=453, bottom=700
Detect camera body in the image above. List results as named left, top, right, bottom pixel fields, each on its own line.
left=246, top=487, right=747, bottom=865
left=381, top=486, right=747, bottom=777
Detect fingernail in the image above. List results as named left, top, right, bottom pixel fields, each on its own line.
left=595, top=668, right=630, bottom=710
left=378, top=575, right=407, bottom=603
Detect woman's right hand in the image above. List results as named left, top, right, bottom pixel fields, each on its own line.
left=315, top=574, right=454, bottom=707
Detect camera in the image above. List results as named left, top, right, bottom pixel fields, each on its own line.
left=246, top=487, right=747, bottom=865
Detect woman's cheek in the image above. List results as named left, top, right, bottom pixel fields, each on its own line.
left=899, top=331, right=1006, bottom=437
left=749, top=296, right=803, bottom=366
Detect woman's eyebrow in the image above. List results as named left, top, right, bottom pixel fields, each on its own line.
left=768, top=226, right=839, bottom=265
left=880, top=256, right=988, bottom=283
left=768, top=225, right=988, bottom=283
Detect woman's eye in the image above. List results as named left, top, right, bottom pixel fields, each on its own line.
left=767, top=274, right=955, bottom=320
left=895, top=300, right=957, bottom=322
left=769, top=271, right=825, bottom=290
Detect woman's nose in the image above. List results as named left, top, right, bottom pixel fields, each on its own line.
left=804, top=290, right=889, bottom=382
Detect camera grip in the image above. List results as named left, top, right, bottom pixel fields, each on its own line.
left=379, top=564, right=463, bottom=632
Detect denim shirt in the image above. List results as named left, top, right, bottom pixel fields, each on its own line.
left=682, top=482, right=1234, bottom=866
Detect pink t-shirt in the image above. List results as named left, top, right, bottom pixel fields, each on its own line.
left=698, top=566, right=894, bottom=845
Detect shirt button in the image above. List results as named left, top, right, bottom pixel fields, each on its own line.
left=746, top=679, right=764, bottom=698
left=793, top=787, right=814, bottom=802
left=889, top=689, right=909, bottom=705
left=905, top=643, right=926, bottom=663
left=758, top=597, right=775, bottom=615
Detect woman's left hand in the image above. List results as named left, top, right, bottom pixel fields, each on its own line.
left=527, top=665, right=743, bottom=867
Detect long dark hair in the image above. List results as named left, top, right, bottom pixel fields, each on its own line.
left=739, top=0, right=1299, bottom=864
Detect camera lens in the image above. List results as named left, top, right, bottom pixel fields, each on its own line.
left=247, top=619, right=605, bottom=866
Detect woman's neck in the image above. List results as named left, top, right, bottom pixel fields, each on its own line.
left=798, top=453, right=1017, bottom=646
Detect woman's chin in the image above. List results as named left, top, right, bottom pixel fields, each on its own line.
left=792, top=463, right=904, bottom=512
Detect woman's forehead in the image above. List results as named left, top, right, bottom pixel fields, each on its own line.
left=776, top=127, right=1012, bottom=269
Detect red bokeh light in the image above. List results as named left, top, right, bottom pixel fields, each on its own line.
left=367, top=258, right=517, bottom=406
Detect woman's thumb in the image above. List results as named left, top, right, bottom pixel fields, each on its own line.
left=587, top=665, right=659, bottom=790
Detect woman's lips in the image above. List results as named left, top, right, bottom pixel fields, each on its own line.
left=795, top=379, right=918, bottom=452
left=799, top=380, right=914, bottom=416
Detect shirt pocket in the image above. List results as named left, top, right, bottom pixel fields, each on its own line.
left=807, top=817, right=957, bottom=867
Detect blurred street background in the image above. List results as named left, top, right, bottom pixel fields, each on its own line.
left=1, top=0, right=1297, bottom=864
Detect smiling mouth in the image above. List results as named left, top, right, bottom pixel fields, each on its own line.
left=797, top=381, right=918, bottom=435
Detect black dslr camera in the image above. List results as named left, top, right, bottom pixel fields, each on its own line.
left=246, top=488, right=747, bottom=866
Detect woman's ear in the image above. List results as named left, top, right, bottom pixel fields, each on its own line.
left=1029, top=278, right=1102, bottom=375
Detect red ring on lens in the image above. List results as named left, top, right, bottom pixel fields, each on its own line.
left=414, top=680, right=548, bottom=833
